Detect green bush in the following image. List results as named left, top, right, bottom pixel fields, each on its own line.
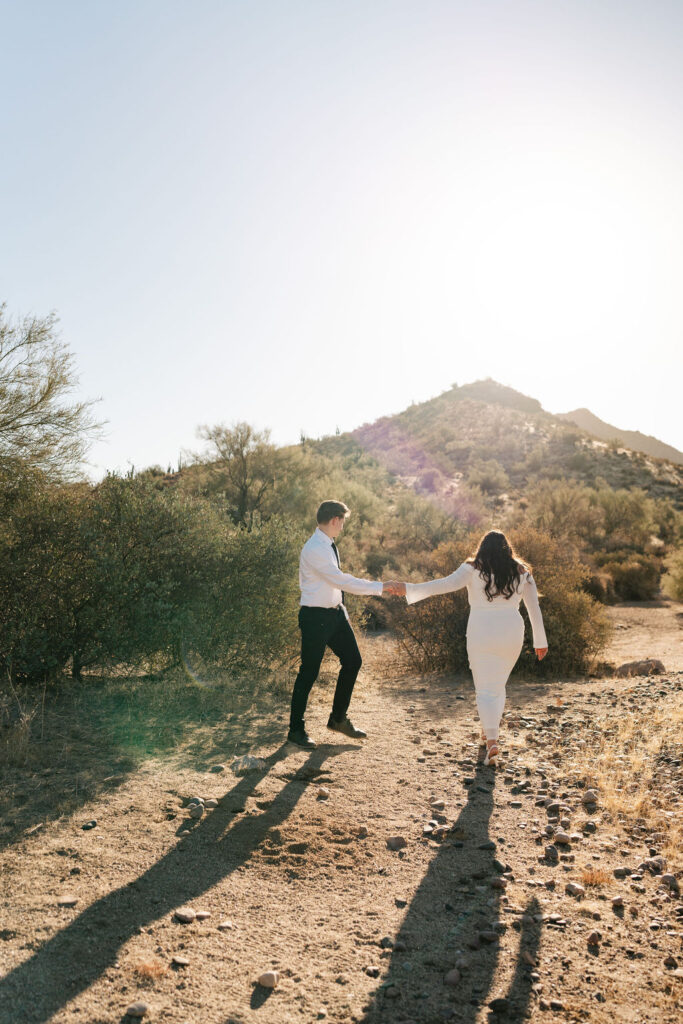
left=661, top=546, right=683, bottom=601
left=594, top=549, right=661, bottom=601
left=0, top=469, right=300, bottom=681
left=388, top=527, right=611, bottom=677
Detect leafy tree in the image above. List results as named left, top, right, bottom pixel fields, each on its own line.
left=0, top=305, right=100, bottom=478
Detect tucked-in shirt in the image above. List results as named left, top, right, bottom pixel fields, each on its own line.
left=299, top=528, right=383, bottom=608
left=405, top=561, right=548, bottom=648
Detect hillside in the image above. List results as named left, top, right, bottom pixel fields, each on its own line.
left=557, top=408, right=683, bottom=466
left=349, top=379, right=683, bottom=508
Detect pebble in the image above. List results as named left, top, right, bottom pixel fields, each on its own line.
left=58, top=895, right=78, bottom=907
left=612, top=896, right=624, bottom=909
left=489, top=998, right=510, bottom=1014
left=217, top=920, right=234, bottom=930
left=317, top=787, right=330, bottom=800
left=660, top=873, right=679, bottom=893
left=210, top=764, right=226, bottom=773
left=357, top=825, right=369, bottom=838
left=174, top=907, right=196, bottom=923
left=195, top=910, right=211, bottom=920
left=582, top=790, right=599, bottom=805
left=444, top=968, right=461, bottom=986
left=566, top=882, right=586, bottom=897
left=554, top=831, right=571, bottom=846
left=81, top=820, right=97, bottom=830
left=125, top=1003, right=148, bottom=1018
left=550, top=999, right=565, bottom=1011
left=172, top=956, right=190, bottom=967
left=205, top=799, right=219, bottom=808
left=664, top=956, right=679, bottom=969
left=587, top=930, right=602, bottom=946
left=365, top=965, right=380, bottom=978
left=258, top=970, right=279, bottom=988
left=188, top=804, right=204, bottom=819
left=430, top=798, right=446, bottom=810
left=387, top=836, right=407, bottom=851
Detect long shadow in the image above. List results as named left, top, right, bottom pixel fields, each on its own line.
left=0, top=742, right=352, bottom=1024
left=0, top=674, right=289, bottom=850
left=359, top=761, right=542, bottom=1023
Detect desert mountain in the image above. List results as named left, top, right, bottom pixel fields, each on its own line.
left=348, top=379, right=682, bottom=506
left=557, top=407, right=683, bottom=466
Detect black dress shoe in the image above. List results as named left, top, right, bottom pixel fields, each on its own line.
left=327, top=715, right=367, bottom=739
left=287, top=728, right=316, bottom=749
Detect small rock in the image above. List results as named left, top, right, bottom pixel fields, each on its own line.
left=387, top=836, right=407, bottom=851
left=125, top=1004, right=148, bottom=1018
left=430, top=799, right=446, bottom=810
left=566, top=882, right=586, bottom=898
left=258, top=970, right=279, bottom=988
left=616, top=658, right=665, bottom=677
left=210, top=764, right=226, bottom=773
left=57, top=895, right=78, bottom=907
left=490, top=878, right=507, bottom=890
left=554, top=831, right=571, bottom=846
left=195, top=910, right=211, bottom=920
left=582, top=789, right=599, bottom=805
left=612, top=896, right=624, bottom=909
left=357, top=825, right=369, bottom=838
left=550, top=999, right=565, bottom=1011
left=172, top=956, right=190, bottom=967
left=444, top=969, right=461, bottom=986
left=664, top=955, right=679, bottom=969
left=365, top=965, right=380, bottom=978
left=81, top=820, right=97, bottom=830
left=232, top=754, right=267, bottom=774
left=384, top=985, right=400, bottom=999
left=522, top=951, right=536, bottom=966
left=217, top=920, right=233, bottom=930
left=587, top=930, right=601, bottom=946
left=174, top=907, right=196, bottom=923
left=317, top=787, right=330, bottom=800
left=188, top=804, right=204, bottom=819
left=205, top=799, right=219, bottom=808
left=660, top=874, right=680, bottom=894
left=395, top=896, right=408, bottom=907
left=489, top=997, right=509, bottom=1014
left=379, top=936, right=394, bottom=949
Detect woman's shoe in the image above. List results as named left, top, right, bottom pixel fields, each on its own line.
left=484, top=741, right=499, bottom=767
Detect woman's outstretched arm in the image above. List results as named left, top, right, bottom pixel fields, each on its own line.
left=521, top=573, right=548, bottom=649
left=405, top=562, right=473, bottom=605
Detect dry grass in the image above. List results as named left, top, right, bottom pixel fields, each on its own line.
left=565, top=692, right=683, bottom=871
left=132, top=958, right=168, bottom=983
left=580, top=866, right=611, bottom=887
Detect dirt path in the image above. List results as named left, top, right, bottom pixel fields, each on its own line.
left=1, top=612, right=682, bottom=1024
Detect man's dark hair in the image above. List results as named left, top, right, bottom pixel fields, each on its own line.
left=316, top=500, right=350, bottom=524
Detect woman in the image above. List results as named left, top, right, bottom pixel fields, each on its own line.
left=397, top=531, right=547, bottom=766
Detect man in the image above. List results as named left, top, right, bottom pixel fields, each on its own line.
left=288, top=500, right=395, bottom=749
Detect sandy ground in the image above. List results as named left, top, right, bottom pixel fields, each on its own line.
left=0, top=602, right=681, bottom=1024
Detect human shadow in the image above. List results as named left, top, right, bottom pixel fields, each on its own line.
left=359, top=761, right=542, bottom=1023
left=0, top=673, right=291, bottom=850
left=0, top=742, right=352, bottom=1024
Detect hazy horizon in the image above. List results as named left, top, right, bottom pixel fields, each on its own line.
left=2, top=0, right=682, bottom=477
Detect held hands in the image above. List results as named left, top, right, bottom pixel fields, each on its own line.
left=535, top=647, right=548, bottom=660
left=383, top=580, right=406, bottom=597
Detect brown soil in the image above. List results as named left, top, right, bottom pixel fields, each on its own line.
left=1, top=604, right=681, bottom=1024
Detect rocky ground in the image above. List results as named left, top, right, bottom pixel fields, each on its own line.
left=0, top=605, right=681, bottom=1024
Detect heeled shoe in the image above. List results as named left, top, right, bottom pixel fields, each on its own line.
left=483, top=741, right=499, bottom=767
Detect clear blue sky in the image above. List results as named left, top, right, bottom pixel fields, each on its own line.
left=2, top=0, right=682, bottom=477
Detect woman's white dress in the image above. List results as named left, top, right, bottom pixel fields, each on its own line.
left=405, top=562, right=547, bottom=738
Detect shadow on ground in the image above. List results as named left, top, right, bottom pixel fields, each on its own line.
left=0, top=741, right=359, bottom=1023
left=359, top=761, right=542, bottom=1024
left=0, top=672, right=291, bottom=850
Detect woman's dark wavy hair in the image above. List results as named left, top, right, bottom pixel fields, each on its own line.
left=466, top=530, right=531, bottom=601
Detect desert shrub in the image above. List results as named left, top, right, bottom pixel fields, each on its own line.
left=0, top=470, right=300, bottom=681
left=596, top=486, right=656, bottom=550
left=594, top=550, right=661, bottom=601
left=388, top=527, right=611, bottom=677
left=467, top=458, right=509, bottom=495
left=661, top=546, right=683, bottom=601
left=524, top=480, right=603, bottom=546
left=583, top=572, right=617, bottom=605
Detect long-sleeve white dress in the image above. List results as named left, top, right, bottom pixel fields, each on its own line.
left=405, top=562, right=547, bottom=738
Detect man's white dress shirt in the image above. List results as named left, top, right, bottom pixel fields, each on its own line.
left=299, top=528, right=383, bottom=609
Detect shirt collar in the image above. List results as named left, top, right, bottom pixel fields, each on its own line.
left=315, top=527, right=334, bottom=545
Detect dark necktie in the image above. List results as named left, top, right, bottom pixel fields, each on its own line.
left=331, top=541, right=345, bottom=605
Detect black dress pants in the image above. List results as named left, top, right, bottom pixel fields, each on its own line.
left=289, top=606, right=362, bottom=731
